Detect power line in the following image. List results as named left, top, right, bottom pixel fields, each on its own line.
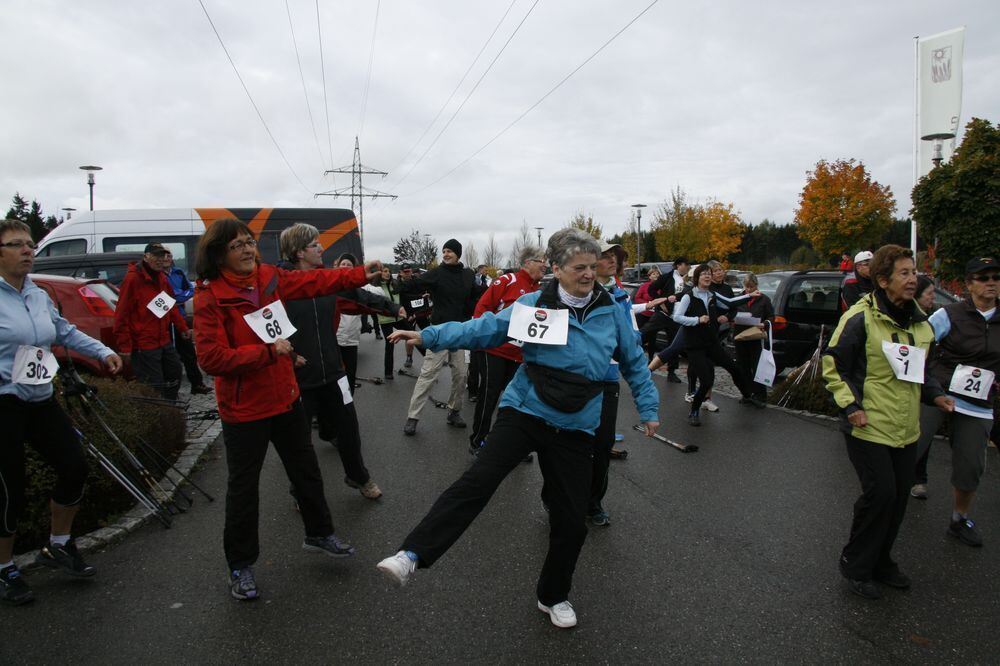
left=390, top=0, right=541, bottom=190
left=385, top=0, right=518, bottom=176
left=315, top=0, right=335, bottom=168
left=285, top=0, right=325, bottom=171
left=197, top=0, right=312, bottom=194
left=357, top=0, right=382, bottom=140
left=403, top=0, right=660, bottom=197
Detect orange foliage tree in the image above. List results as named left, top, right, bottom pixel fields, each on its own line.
left=653, top=188, right=744, bottom=262
left=793, top=159, right=896, bottom=260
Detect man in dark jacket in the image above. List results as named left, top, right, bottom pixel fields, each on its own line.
left=113, top=242, right=190, bottom=400
left=399, top=238, right=477, bottom=435
left=165, top=252, right=212, bottom=395
left=841, top=250, right=874, bottom=309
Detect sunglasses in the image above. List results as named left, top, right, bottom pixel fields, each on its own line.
left=971, top=273, right=999, bottom=283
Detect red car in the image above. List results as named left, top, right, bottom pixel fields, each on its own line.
left=29, top=273, right=121, bottom=376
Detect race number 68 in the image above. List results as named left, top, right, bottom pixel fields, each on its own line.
left=265, top=321, right=283, bottom=339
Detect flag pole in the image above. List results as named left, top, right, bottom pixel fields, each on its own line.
left=911, top=35, right=919, bottom=256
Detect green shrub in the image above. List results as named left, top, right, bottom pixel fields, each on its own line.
left=16, top=377, right=187, bottom=554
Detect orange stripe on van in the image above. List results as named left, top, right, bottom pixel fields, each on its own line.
left=195, top=208, right=235, bottom=228
left=247, top=208, right=273, bottom=236
left=318, top=218, right=359, bottom=249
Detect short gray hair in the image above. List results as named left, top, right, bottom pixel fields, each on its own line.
left=279, top=223, right=319, bottom=262
left=706, top=259, right=723, bottom=270
left=743, top=272, right=758, bottom=288
left=547, top=228, right=600, bottom=268
left=518, top=245, right=544, bottom=267
left=0, top=218, right=31, bottom=239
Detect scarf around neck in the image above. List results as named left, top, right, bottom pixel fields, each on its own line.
left=220, top=266, right=258, bottom=290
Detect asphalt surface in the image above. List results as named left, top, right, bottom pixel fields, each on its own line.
left=3, top=337, right=999, bottom=664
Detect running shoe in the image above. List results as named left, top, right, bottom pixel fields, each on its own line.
left=666, top=372, right=682, bottom=383
left=303, top=533, right=356, bottom=558
left=538, top=600, right=577, bottom=628
left=910, top=484, right=928, bottom=500
left=446, top=409, right=467, bottom=428
left=377, top=551, right=417, bottom=587
left=229, top=567, right=259, bottom=601
left=35, top=540, right=95, bottom=577
left=403, top=418, right=418, bottom=436
left=588, top=510, right=611, bottom=527
left=684, top=393, right=694, bottom=403
left=404, top=357, right=413, bottom=368
left=703, top=400, right=720, bottom=412
left=688, top=410, right=701, bottom=427
left=846, top=578, right=881, bottom=600
left=874, top=568, right=911, bottom=589
left=345, top=476, right=382, bottom=500
left=0, top=564, right=34, bottom=606
left=948, top=517, right=983, bottom=547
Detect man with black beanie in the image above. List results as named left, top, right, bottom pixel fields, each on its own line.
left=399, top=238, right=477, bottom=435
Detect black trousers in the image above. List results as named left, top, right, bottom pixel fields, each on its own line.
left=469, top=353, right=519, bottom=448
left=402, top=408, right=593, bottom=606
left=221, top=402, right=334, bottom=570
left=338, top=345, right=358, bottom=391
left=640, top=311, right=678, bottom=367
left=172, top=325, right=204, bottom=388
left=467, top=350, right=484, bottom=396
left=734, top=340, right=767, bottom=401
left=380, top=323, right=398, bottom=376
left=841, top=434, right=916, bottom=581
left=0, top=396, right=88, bottom=537
left=589, top=383, right=620, bottom=515
left=300, top=379, right=370, bottom=486
left=131, top=343, right=182, bottom=400
left=687, top=340, right=751, bottom=411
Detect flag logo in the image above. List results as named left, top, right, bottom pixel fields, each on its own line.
left=262, top=308, right=273, bottom=320
left=534, top=310, right=548, bottom=322
left=931, top=47, right=952, bottom=83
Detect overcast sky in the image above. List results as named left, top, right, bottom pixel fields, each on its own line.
left=2, top=0, right=997, bottom=263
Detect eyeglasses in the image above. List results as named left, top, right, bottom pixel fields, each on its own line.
left=971, top=273, right=999, bottom=283
left=306, top=242, right=322, bottom=250
left=0, top=240, right=37, bottom=250
left=227, top=238, right=258, bottom=252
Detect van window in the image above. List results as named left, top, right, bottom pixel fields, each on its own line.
left=757, top=274, right=783, bottom=300
left=786, top=277, right=841, bottom=312
left=37, top=239, right=87, bottom=257
left=103, top=237, right=190, bottom=274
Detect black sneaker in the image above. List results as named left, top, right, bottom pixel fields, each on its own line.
left=0, top=564, right=34, bottom=606
left=446, top=409, right=467, bottom=428
left=303, top=534, right=356, bottom=558
left=847, top=578, right=881, bottom=600
left=666, top=372, right=682, bottom=383
left=740, top=396, right=767, bottom=409
left=469, top=440, right=484, bottom=456
left=688, top=410, right=701, bottom=427
left=874, top=568, right=911, bottom=589
left=948, top=517, right=983, bottom=547
left=229, top=567, right=260, bottom=601
left=384, top=374, right=394, bottom=381
left=190, top=384, right=213, bottom=395
left=403, top=418, right=418, bottom=436
left=404, top=357, right=413, bottom=368
left=35, top=540, right=95, bottom=577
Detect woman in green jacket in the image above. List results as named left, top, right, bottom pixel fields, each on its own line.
left=822, top=244, right=953, bottom=600
left=375, top=266, right=405, bottom=379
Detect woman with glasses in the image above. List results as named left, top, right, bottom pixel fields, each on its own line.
left=911, top=257, right=999, bottom=546
left=0, top=219, right=123, bottom=606
left=192, top=218, right=382, bottom=601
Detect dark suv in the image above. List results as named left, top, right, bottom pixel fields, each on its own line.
left=758, top=270, right=958, bottom=372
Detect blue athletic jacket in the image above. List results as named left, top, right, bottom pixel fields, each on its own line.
left=601, top=278, right=643, bottom=382
left=1, top=276, right=114, bottom=402
left=420, top=280, right=659, bottom=434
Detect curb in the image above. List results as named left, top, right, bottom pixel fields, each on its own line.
left=14, top=393, right=222, bottom=571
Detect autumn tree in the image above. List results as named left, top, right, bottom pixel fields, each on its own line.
left=567, top=212, right=602, bottom=240
left=911, top=117, right=1000, bottom=279
left=652, top=188, right=745, bottom=262
left=793, top=159, right=896, bottom=260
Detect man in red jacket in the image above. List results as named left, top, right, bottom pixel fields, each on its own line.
left=113, top=243, right=191, bottom=400
left=468, top=245, right=546, bottom=455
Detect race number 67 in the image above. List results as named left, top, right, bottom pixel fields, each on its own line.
left=527, top=322, right=548, bottom=338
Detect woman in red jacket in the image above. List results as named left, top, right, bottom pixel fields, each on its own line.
left=193, top=218, right=381, bottom=601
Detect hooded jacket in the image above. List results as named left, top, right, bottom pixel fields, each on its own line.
left=113, top=261, right=189, bottom=353
left=193, top=263, right=368, bottom=423
left=823, top=291, right=946, bottom=446
left=420, top=279, right=659, bottom=435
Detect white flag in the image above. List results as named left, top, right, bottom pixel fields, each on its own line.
left=917, top=27, right=964, bottom=178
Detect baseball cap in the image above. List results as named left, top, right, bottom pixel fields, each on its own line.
left=400, top=262, right=413, bottom=270
left=599, top=240, right=629, bottom=260
left=144, top=242, right=168, bottom=255
left=854, top=250, right=873, bottom=264
left=965, top=256, right=998, bottom=274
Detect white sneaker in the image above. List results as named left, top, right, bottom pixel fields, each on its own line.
left=376, top=551, right=417, bottom=587
left=538, top=600, right=577, bottom=628
left=684, top=393, right=694, bottom=403
left=703, top=400, right=720, bottom=412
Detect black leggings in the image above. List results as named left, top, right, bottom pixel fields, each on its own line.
left=300, top=379, right=370, bottom=486
left=470, top=353, right=519, bottom=448
left=338, top=345, right=358, bottom=390
left=0, top=395, right=89, bottom=538
left=686, top=341, right=751, bottom=411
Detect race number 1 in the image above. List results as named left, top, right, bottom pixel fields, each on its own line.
left=243, top=300, right=297, bottom=343
left=507, top=302, right=569, bottom=345
left=12, top=345, right=59, bottom=385
left=880, top=341, right=925, bottom=384
left=146, top=291, right=177, bottom=319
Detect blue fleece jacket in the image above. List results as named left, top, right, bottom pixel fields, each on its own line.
left=1, top=276, right=114, bottom=402
left=420, top=283, right=659, bottom=434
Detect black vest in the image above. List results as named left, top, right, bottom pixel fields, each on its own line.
left=931, top=298, right=1000, bottom=408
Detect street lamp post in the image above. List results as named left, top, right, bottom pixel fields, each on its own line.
left=534, top=226, right=544, bottom=248
left=631, top=203, right=647, bottom=266
left=79, top=165, right=102, bottom=211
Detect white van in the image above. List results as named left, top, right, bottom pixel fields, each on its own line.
left=36, top=207, right=363, bottom=275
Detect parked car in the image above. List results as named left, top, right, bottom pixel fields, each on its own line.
left=725, top=270, right=751, bottom=296
left=756, top=270, right=958, bottom=372
left=29, top=273, right=121, bottom=376
left=31, top=251, right=144, bottom=287
left=623, top=262, right=673, bottom=283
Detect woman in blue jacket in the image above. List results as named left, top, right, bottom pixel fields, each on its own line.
left=0, top=219, right=123, bottom=606
left=376, top=228, right=660, bottom=629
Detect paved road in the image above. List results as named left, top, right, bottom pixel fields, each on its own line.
left=3, top=337, right=999, bottom=663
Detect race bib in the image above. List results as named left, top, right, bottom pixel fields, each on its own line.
left=243, top=300, right=297, bottom=343
left=949, top=364, right=995, bottom=400
left=337, top=375, right=353, bottom=405
left=146, top=291, right=177, bottom=319
left=410, top=298, right=425, bottom=309
left=881, top=341, right=925, bottom=384
left=12, top=345, right=59, bottom=385
left=507, top=302, right=569, bottom=345
left=630, top=309, right=640, bottom=332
